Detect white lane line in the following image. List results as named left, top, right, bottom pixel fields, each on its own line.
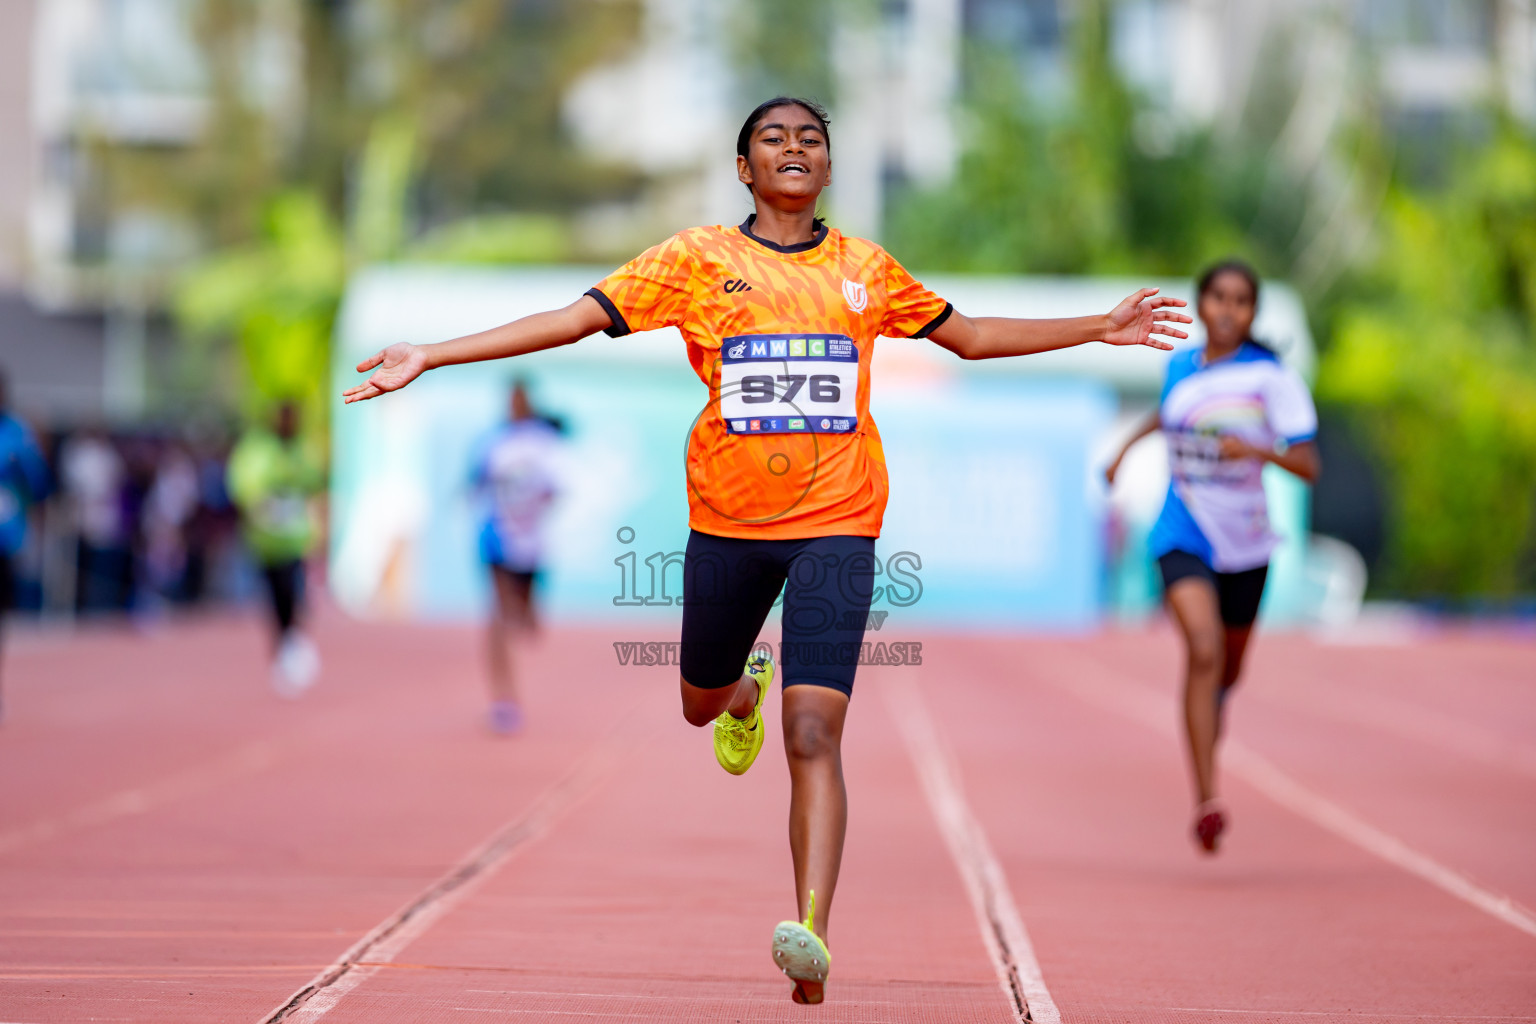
left=256, top=704, right=655, bottom=1024
left=882, top=672, right=1061, bottom=1024
left=1227, top=743, right=1536, bottom=939
left=1245, top=679, right=1536, bottom=781
left=1169, top=1009, right=1536, bottom=1020
left=1040, top=653, right=1536, bottom=941
left=0, top=739, right=284, bottom=857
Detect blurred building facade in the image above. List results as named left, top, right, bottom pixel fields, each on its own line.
left=560, top=0, right=1536, bottom=240
left=0, top=0, right=1533, bottom=423
left=0, top=0, right=1529, bottom=616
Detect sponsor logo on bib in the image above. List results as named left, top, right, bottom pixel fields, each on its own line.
left=842, top=278, right=868, bottom=313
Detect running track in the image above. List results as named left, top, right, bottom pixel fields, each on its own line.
left=1, top=611, right=1532, bottom=1022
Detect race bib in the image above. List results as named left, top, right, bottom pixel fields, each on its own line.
left=262, top=494, right=308, bottom=531
left=1168, top=429, right=1255, bottom=485
left=719, top=334, right=858, bottom=435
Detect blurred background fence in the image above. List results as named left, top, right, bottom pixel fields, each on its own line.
left=1, top=0, right=1534, bottom=624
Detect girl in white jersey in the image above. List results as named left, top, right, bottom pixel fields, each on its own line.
left=1105, top=261, right=1320, bottom=854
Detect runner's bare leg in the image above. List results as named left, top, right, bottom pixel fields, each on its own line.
left=679, top=671, right=764, bottom=726
left=781, top=684, right=847, bottom=1002
left=1166, top=579, right=1225, bottom=804
left=1215, top=624, right=1256, bottom=738
left=486, top=571, right=526, bottom=706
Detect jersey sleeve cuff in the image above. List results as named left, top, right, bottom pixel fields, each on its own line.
left=910, top=303, right=953, bottom=339
left=585, top=288, right=632, bottom=338
left=1282, top=431, right=1317, bottom=446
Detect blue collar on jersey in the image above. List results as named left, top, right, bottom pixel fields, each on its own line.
left=1196, top=338, right=1278, bottom=370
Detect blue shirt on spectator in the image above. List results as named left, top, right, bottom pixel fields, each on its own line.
left=0, top=414, right=50, bottom=556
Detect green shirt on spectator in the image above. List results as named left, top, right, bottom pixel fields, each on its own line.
left=227, top=429, right=324, bottom=565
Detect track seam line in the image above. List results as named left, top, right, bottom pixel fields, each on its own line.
left=255, top=704, right=655, bottom=1023
left=882, top=672, right=1060, bottom=1024
left=1041, top=649, right=1536, bottom=941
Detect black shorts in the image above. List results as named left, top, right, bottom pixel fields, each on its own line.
left=679, top=530, right=876, bottom=697
left=0, top=550, right=13, bottom=615
left=489, top=564, right=538, bottom=597
left=1158, top=550, right=1269, bottom=627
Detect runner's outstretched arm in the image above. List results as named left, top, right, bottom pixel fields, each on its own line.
left=927, top=288, right=1190, bottom=361
left=342, top=295, right=613, bottom=404
left=1104, top=411, right=1162, bottom=485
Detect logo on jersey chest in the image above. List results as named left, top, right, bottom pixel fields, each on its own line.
left=842, top=278, right=867, bottom=313
left=723, top=278, right=753, bottom=294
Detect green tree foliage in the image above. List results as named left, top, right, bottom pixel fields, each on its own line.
left=130, top=0, right=643, bottom=429
left=175, top=191, right=342, bottom=429
left=1319, top=126, right=1536, bottom=597
left=886, top=5, right=1307, bottom=279
left=729, top=0, right=837, bottom=106
left=886, top=1, right=1536, bottom=598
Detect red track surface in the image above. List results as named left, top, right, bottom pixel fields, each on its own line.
left=1, top=611, right=1532, bottom=1022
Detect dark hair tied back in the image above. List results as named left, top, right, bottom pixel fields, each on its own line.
left=1197, top=259, right=1260, bottom=303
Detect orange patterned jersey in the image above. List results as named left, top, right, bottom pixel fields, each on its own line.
left=588, top=216, right=951, bottom=540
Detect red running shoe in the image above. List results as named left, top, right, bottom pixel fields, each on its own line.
left=1194, top=801, right=1226, bottom=854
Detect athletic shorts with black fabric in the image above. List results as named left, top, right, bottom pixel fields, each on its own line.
left=679, top=531, right=875, bottom=697
left=1157, top=550, right=1269, bottom=627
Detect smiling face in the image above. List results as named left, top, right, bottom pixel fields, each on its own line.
left=736, top=104, right=831, bottom=211
left=1198, top=269, right=1257, bottom=356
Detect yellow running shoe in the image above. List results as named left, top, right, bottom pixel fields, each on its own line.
left=713, top=649, right=773, bottom=776
left=772, top=889, right=831, bottom=1004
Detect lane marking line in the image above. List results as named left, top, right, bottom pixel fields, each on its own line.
left=0, top=738, right=284, bottom=857
left=1040, top=652, right=1536, bottom=941
left=256, top=703, right=655, bottom=1024
left=1169, top=1008, right=1536, bottom=1020
left=1226, top=743, right=1536, bottom=939
left=882, top=672, right=1060, bottom=1024
left=0, top=695, right=404, bottom=859
left=1243, top=679, right=1536, bottom=781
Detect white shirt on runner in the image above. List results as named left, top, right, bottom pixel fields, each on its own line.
left=470, top=418, right=563, bottom=572
left=1148, top=340, right=1317, bottom=573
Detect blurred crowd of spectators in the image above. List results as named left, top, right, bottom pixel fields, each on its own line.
left=3, top=382, right=258, bottom=621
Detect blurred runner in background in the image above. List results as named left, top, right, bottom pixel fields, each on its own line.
left=140, top=441, right=201, bottom=611
left=227, top=402, right=325, bottom=698
left=60, top=425, right=130, bottom=614
left=0, top=370, right=50, bottom=721
left=469, top=380, right=563, bottom=736
left=1105, top=260, right=1319, bottom=855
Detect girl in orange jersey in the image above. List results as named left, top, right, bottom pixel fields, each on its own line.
left=344, top=96, right=1191, bottom=1004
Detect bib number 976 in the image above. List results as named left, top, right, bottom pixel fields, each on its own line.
left=719, top=333, right=859, bottom=434
left=738, top=374, right=841, bottom=405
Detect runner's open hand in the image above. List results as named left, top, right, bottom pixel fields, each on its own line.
left=343, top=343, right=430, bottom=404
left=1102, top=289, right=1191, bottom=350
